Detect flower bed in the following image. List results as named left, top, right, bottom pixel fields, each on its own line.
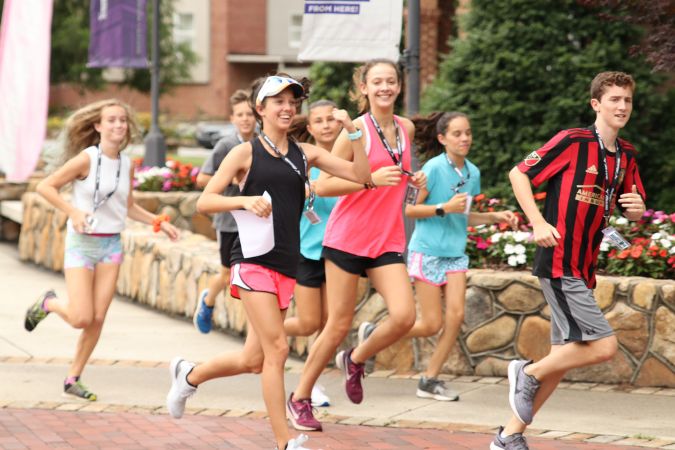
left=133, top=158, right=200, bottom=192
left=466, top=196, right=674, bottom=280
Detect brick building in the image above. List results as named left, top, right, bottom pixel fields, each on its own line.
left=49, top=0, right=459, bottom=120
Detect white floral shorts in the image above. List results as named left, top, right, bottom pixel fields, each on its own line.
left=407, top=251, right=469, bottom=286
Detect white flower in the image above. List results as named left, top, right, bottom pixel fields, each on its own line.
left=600, top=241, right=610, bottom=252
left=653, top=219, right=663, bottom=225
left=670, top=246, right=675, bottom=255
left=508, top=255, right=518, bottom=267
left=514, top=244, right=526, bottom=255
left=615, top=217, right=628, bottom=226
left=660, top=239, right=672, bottom=249
left=504, top=244, right=516, bottom=255
left=491, top=232, right=502, bottom=243
left=513, top=231, right=529, bottom=243
left=516, top=253, right=527, bottom=265
left=651, top=232, right=663, bottom=241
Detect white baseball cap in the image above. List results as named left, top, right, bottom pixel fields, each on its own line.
left=255, top=76, right=304, bottom=106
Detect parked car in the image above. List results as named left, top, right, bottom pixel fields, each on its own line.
left=195, top=121, right=235, bottom=149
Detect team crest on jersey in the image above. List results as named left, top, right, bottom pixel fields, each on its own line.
left=586, top=164, right=598, bottom=175
left=524, top=151, right=541, bottom=166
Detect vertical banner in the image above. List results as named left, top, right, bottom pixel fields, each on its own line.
left=298, top=0, right=403, bottom=62
left=88, top=0, right=149, bottom=68
left=0, top=0, right=54, bottom=182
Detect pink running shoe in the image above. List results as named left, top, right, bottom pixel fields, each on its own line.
left=287, top=393, right=322, bottom=431
left=335, top=348, right=365, bottom=404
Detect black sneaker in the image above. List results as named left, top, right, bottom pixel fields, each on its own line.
left=416, top=375, right=459, bottom=401
left=64, top=379, right=97, bottom=401
left=24, top=290, right=55, bottom=332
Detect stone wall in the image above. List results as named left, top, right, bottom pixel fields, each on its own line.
left=18, top=192, right=675, bottom=387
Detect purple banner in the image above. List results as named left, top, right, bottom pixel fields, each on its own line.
left=87, top=0, right=148, bottom=68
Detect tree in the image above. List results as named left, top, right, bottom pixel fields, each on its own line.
left=578, top=0, right=675, bottom=72
left=422, top=0, right=675, bottom=210
left=0, top=0, right=197, bottom=93
left=308, top=62, right=358, bottom=116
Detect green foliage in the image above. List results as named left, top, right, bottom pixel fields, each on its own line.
left=308, top=62, right=358, bottom=116
left=47, top=0, right=197, bottom=93
left=422, top=0, right=675, bottom=210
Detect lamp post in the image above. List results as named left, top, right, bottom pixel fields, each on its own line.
left=405, top=0, right=420, bottom=116
left=143, top=0, right=166, bottom=166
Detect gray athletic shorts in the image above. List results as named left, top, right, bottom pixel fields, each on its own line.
left=539, top=277, right=614, bottom=345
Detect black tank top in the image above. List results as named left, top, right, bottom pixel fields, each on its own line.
left=230, top=137, right=306, bottom=277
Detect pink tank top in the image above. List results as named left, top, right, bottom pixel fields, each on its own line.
left=323, top=114, right=412, bottom=257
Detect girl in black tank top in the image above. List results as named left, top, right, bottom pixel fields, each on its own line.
left=171, top=75, right=371, bottom=450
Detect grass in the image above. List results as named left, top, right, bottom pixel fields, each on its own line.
left=166, top=152, right=206, bottom=167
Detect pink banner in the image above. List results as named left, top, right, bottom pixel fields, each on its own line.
left=0, top=0, right=54, bottom=182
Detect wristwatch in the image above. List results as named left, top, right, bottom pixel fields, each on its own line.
left=435, top=204, right=445, bottom=217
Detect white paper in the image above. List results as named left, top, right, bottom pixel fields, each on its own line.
left=231, top=191, right=274, bottom=258
left=464, top=194, right=473, bottom=215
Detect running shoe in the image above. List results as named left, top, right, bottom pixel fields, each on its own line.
left=490, top=426, right=530, bottom=450
left=310, top=384, right=330, bottom=407
left=357, top=321, right=376, bottom=346
left=193, top=289, right=213, bottom=334
left=275, top=433, right=314, bottom=450
left=508, top=360, right=540, bottom=425
left=335, top=348, right=365, bottom=404
left=24, top=289, right=55, bottom=332
left=287, top=393, right=322, bottom=431
left=416, top=375, right=459, bottom=401
left=63, top=379, right=97, bottom=401
left=166, top=357, right=197, bottom=419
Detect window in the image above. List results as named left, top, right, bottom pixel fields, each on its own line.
left=173, top=12, right=195, bottom=50
left=288, top=14, right=303, bottom=49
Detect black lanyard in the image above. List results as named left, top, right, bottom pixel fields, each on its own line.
left=260, top=132, right=315, bottom=209
left=445, top=154, right=470, bottom=193
left=592, top=127, right=622, bottom=227
left=93, top=146, right=122, bottom=212
left=368, top=113, right=414, bottom=176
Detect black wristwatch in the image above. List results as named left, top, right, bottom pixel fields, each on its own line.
left=435, top=204, right=445, bottom=217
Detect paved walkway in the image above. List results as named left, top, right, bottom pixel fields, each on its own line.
left=1, top=242, right=674, bottom=449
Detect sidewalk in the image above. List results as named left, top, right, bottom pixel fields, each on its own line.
left=1, top=242, right=674, bottom=449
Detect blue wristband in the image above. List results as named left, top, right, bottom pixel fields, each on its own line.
left=348, top=128, right=362, bottom=141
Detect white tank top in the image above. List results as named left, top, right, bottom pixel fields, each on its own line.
left=67, top=146, right=131, bottom=234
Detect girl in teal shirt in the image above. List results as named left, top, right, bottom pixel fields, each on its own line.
left=405, top=112, right=518, bottom=401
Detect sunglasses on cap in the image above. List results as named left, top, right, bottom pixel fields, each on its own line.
left=256, top=76, right=305, bottom=106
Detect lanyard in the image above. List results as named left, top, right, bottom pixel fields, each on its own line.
left=92, top=146, right=122, bottom=213
left=592, top=127, right=622, bottom=227
left=260, top=132, right=315, bottom=209
left=368, top=113, right=414, bottom=176
left=445, top=154, right=470, bottom=193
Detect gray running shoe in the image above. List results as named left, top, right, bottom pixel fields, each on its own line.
left=508, top=360, right=540, bottom=425
left=63, top=380, right=97, bottom=401
left=166, top=357, right=197, bottom=419
left=357, top=321, right=376, bottom=346
left=490, top=426, right=529, bottom=450
left=24, top=290, right=55, bottom=332
left=416, top=376, right=459, bottom=401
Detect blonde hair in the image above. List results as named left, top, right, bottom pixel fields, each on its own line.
left=62, top=99, right=139, bottom=162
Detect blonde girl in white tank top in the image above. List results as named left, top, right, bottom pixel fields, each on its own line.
left=26, top=99, right=179, bottom=401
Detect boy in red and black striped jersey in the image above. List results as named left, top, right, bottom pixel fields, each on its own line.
left=491, top=72, right=647, bottom=450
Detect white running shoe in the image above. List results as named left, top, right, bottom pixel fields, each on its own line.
left=310, top=384, right=331, bottom=407
left=166, top=356, right=196, bottom=419
left=282, top=434, right=318, bottom=450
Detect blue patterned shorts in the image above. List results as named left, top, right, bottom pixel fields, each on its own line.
left=64, top=232, right=123, bottom=270
left=407, top=251, right=469, bottom=285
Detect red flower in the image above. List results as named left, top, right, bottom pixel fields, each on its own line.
left=533, top=192, right=547, bottom=201
left=617, top=249, right=630, bottom=260
left=630, top=245, right=643, bottom=259
left=474, top=194, right=486, bottom=203
left=660, top=249, right=667, bottom=258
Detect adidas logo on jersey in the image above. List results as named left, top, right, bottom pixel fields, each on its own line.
left=586, top=164, right=599, bottom=175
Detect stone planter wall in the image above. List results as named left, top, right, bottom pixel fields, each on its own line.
left=18, top=192, right=675, bottom=387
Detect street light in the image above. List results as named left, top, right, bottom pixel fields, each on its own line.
left=143, top=0, right=166, bottom=167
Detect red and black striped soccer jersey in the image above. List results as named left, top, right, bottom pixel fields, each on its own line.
left=516, top=126, right=646, bottom=288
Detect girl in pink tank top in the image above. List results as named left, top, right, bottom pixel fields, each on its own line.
left=288, top=60, right=427, bottom=429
